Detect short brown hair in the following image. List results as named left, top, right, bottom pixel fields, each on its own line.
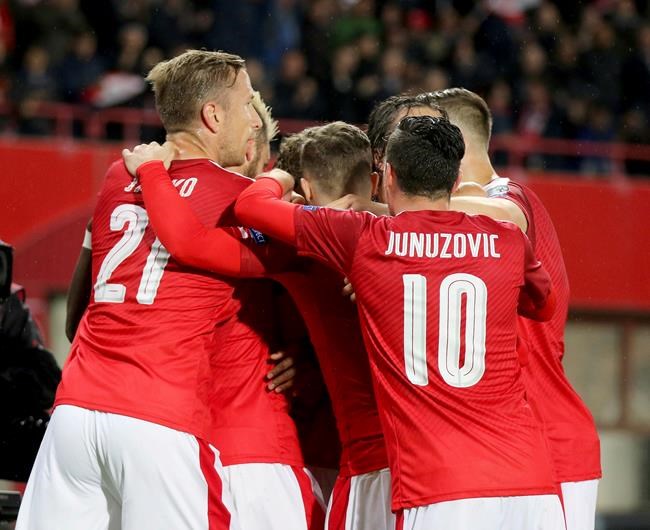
left=251, top=91, right=279, bottom=145
left=276, top=127, right=319, bottom=180
left=300, top=122, right=372, bottom=197
left=417, top=88, right=492, bottom=148
left=146, top=49, right=245, bottom=132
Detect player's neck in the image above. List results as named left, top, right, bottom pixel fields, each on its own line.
left=392, top=194, right=450, bottom=215
left=166, top=131, right=217, bottom=161
left=460, top=150, right=497, bottom=187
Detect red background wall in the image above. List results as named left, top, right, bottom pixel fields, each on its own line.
left=1, top=139, right=648, bottom=338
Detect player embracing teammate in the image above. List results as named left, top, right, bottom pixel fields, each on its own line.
left=18, top=43, right=600, bottom=530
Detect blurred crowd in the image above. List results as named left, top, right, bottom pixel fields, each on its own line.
left=1, top=0, right=649, bottom=176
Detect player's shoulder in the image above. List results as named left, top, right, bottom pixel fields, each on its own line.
left=485, top=175, right=536, bottom=207
left=100, top=159, right=136, bottom=198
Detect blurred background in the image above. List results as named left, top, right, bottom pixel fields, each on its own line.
left=0, top=0, right=648, bottom=527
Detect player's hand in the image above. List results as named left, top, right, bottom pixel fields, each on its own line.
left=453, top=182, right=486, bottom=197
left=327, top=194, right=389, bottom=215
left=327, top=194, right=371, bottom=212
left=256, top=168, right=295, bottom=196
left=266, top=351, right=297, bottom=393
left=342, top=277, right=356, bottom=303
left=122, top=141, right=178, bottom=177
left=289, top=191, right=306, bottom=205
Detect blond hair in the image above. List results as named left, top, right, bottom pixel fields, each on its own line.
left=251, top=91, right=279, bottom=144
left=146, top=49, right=245, bottom=132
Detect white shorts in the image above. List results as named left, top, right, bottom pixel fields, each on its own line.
left=561, top=479, right=599, bottom=530
left=326, top=468, right=394, bottom=530
left=16, top=405, right=238, bottom=530
left=397, top=494, right=566, bottom=530
left=223, top=463, right=325, bottom=530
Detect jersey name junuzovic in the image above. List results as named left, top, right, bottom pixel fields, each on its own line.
left=293, top=207, right=557, bottom=509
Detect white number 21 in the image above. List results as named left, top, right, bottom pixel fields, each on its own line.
left=403, top=273, right=487, bottom=388
left=94, top=204, right=170, bottom=305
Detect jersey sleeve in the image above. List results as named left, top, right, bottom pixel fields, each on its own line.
left=137, top=161, right=294, bottom=278
left=517, top=231, right=556, bottom=322
left=234, top=177, right=368, bottom=275
left=498, top=181, right=535, bottom=245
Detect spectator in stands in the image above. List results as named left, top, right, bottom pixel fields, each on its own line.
left=58, top=31, right=105, bottom=103
left=13, top=46, right=57, bottom=101
left=2, top=0, right=649, bottom=177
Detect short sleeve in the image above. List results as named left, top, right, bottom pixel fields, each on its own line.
left=293, top=206, right=371, bottom=275
left=504, top=182, right=536, bottom=246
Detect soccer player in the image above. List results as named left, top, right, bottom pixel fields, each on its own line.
left=419, top=88, right=601, bottom=530
left=61, top=84, right=323, bottom=530
left=121, top=122, right=394, bottom=530
left=233, top=116, right=566, bottom=529
left=17, top=50, right=262, bottom=530
left=232, top=91, right=278, bottom=178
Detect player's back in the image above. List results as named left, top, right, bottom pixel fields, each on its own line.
left=56, top=159, right=251, bottom=441
left=278, top=262, right=389, bottom=477
left=350, top=209, right=556, bottom=509
left=504, top=180, right=601, bottom=483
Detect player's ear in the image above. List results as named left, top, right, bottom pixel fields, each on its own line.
left=200, top=101, right=224, bottom=134
left=370, top=171, right=380, bottom=198
left=299, top=177, right=314, bottom=204
left=384, top=162, right=396, bottom=192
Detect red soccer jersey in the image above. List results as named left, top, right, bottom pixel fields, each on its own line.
left=130, top=161, right=388, bottom=476
left=489, top=177, right=601, bottom=483
left=234, top=179, right=559, bottom=510
left=56, top=160, right=303, bottom=468
left=276, top=263, right=389, bottom=477
left=208, top=278, right=303, bottom=466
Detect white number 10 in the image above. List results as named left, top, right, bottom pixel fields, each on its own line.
left=403, top=273, right=487, bottom=388
left=94, top=204, right=170, bottom=305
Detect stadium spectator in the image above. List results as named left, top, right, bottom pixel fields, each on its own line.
left=0, top=0, right=649, bottom=176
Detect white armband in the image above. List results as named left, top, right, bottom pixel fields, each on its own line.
left=82, top=228, right=92, bottom=250
left=484, top=177, right=510, bottom=198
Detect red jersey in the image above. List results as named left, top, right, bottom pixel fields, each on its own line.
left=276, top=263, right=388, bottom=477
left=233, top=179, right=559, bottom=510
left=56, top=160, right=303, bottom=468
left=487, top=177, right=601, bottom=482
left=132, top=160, right=388, bottom=476
left=209, top=279, right=303, bottom=466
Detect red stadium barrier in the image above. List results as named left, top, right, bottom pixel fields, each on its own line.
left=2, top=102, right=650, bottom=177
left=1, top=137, right=648, bottom=316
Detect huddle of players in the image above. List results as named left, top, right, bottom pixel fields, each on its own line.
left=16, top=49, right=601, bottom=530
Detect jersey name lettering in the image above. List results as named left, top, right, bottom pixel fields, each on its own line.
left=124, top=176, right=198, bottom=197
left=385, top=231, right=500, bottom=259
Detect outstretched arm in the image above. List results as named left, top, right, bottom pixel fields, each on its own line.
left=451, top=196, right=528, bottom=232
left=235, top=170, right=367, bottom=275
left=122, top=142, right=288, bottom=278
left=234, top=170, right=299, bottom=245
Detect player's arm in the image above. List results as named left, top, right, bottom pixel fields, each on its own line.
left=234, top=170, right=300, bottom=245
left=65, top=219, right=92, bottom=341
left=451, top=196, right=528, bottom=232
left=235, top=170, right=365, bottom=274
left=518, top=233, right=556, bottom=322
left=122, top=149, right=277, bottom=278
